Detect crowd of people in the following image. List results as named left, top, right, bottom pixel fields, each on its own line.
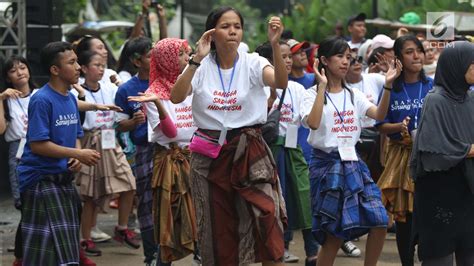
left=1, top=2, right=474, bottom=266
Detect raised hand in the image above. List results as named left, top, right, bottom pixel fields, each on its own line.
left=385, top=58, right=403, bottom=86
left=128, top=92, right=159, bottom=103
left=155, top=4, right=166, bottom=17
left=0, top=88, right=22, bottom=100
left=313, top=59, right=328, bottom=91
left=194, top=29, right=216, bottom=62
left=267, top=16, right=284, bottom=45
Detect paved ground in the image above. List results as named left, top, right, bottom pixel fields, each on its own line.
left=0, top=195, right=420, bottom=266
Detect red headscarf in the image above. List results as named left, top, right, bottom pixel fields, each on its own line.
left=147, top=38, right=188, bottom=100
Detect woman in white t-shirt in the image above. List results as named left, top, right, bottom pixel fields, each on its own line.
left=170, top=6, right=288, bottom=266
left=0, top=55, right=38, bottom=209
left=128, top=37, right=198, bottom=263
left=300, top=36, right=401, bottom=266
left=0, top=55, right=38, bottom=266
left=257, top=41, right=319, bottom=264
left=74, top=51, right=139, bottom=255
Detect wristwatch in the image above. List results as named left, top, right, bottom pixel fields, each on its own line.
left=188, top=56, right=201, bottom=67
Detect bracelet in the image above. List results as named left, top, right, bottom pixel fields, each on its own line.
left=78, top=95, right=86, bottom=101
left=188, top=57, right=201, bottom=67
left=383, top=86, right=392, bottom=91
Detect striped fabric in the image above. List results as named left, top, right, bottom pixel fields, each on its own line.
left=152, top=143, right=197, bottom=263
left=309, top=149, right=388, bottom=245
left=21, top=173, right=81, bottom=266
left=191, top=128, right=287, bottom=266
left=377, top=140, right=414, bottom=222
left=271, top=136, right=312, bottom=230
left=134, top=144, right=156, bottom=261
left=76, top=130, right=136, bottom=211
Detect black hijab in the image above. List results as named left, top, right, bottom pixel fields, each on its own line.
left=411, top=41, right=474, bottom=193
left=434, top=41, right=474, bottom=102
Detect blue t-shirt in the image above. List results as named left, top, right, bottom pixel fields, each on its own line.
left=289, top=73, right=315, bottom=90
left=376, top=78, right=434, bottom=140
left=289, top=73, right=315, bottom=162
left=115, top=76, right=149, bottom=145
left=17, top=84, right=83, bottom=191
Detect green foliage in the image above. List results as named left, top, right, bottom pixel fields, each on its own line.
left=62, top=0, right=87, bottom=23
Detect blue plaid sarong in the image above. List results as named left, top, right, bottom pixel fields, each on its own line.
left=309, top=149, right=388, bottom=244
left=21, top=173, right=81, bottom=266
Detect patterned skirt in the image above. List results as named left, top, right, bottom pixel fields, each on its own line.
left=270, top=136, right=312, bottom=230
left=152, top=143, right=197, bottom=263
left=21, top=173, right=81, bottom=266
left=377, top=140, right=414, bottom=222
left=190, top=127, right=287, bottom=266
left=309, top=149, right=388, bottom=244
left=76, top=130, right=136, bottom=211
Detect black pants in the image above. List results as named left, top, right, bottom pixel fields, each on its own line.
left=422, top=250, right=474, bottom=266
left=396, top=213, right=415, bottom=266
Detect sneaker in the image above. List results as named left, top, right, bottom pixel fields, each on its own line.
left=145, top=259, right=157, bottom=266
left=91, top=227, right=112, bottom=243
left=12, top=258, right=22, bottom=266
left=114, top=226, right=141, bottom=249
left=284, top=249, right=300, bottom=263
left=79, top=248, right=97, bottom=266
left=305, top=257, right=317, bottom=266
left=81, top=239, right=102, bottom=256
left=341, top=241, right=361, bottom=257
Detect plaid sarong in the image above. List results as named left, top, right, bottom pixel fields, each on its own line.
left=152, top=143, right=197, bottom=263
left=21, top=173, right=81, bottom=266
left=309, top=149, right=388, bottom=245
left=134, top=144, right=156, bottom=262
left=191, top=127, right=287, bottom=266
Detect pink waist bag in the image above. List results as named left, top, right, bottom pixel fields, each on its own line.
left=189, top=130, right=227, bottom=158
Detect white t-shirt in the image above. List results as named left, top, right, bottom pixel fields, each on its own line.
left=301, top=87, right=374, bottom=153
left=265, top=81, right=306, bottom=136
left=4, top=89, right=38, bottom=142
left=72, top=81, right=118, bottom=130
left=346, top=73, right=385, bottom=128
left=190, top=51, right=272, bottom=130
left=118, top=70, right=132, bottom=83
left=145, top=95, right=196, bottom=148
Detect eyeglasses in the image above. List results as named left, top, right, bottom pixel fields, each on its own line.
left=350, top=56, right=363, bottom=65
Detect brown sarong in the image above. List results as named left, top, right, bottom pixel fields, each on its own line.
left=377, top=139, right=414, bottom=222
left=190, top=127, right=287, bottom=266
left=76, top=130, right=136, bottom=211
left=152, top=143, right=197, bottom=263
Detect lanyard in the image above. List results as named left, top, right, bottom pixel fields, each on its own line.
left=217, top=58, right=237, bottom=101
left=326, top=90, right=346, bottom=128
left=402, top=82, right=423, bottom=128
left=83, top=84, right=108, bottom=116
left=277, top=88, right=294, bottom=119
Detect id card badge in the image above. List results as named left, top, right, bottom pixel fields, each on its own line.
left=16, top=138, right=27, bottom=159
left=285, top=124, right=298, bottom=149
left=218, top=128, right=227, bottom=146
left=336, top=135, right=358, bottom=161
left=101, top=129, right=116, bottom=150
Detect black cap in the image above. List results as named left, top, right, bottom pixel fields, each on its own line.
left=347, top=13, right=367, bottom=26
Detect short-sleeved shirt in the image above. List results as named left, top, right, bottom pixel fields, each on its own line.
left=347, top=73, right=385, bottom=128
left=301, top=87, right=374, bottom=153
left=265, top=81, right=306, bottom=136
left=17, top=84, right=83, bottom=191
left=146, top=95, right=196, bottom=148
left=115, top=76, right=149, bottom=145
left=4, top=89, right=38, bottom=142
left=375, top=78, right=433, bottom=140
left=72, top=81, right=117, bottom=130
left=190, top=51, right=271, bottom=130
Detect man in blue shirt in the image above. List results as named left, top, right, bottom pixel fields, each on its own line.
left=17, top=42, right=100, bottom=266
